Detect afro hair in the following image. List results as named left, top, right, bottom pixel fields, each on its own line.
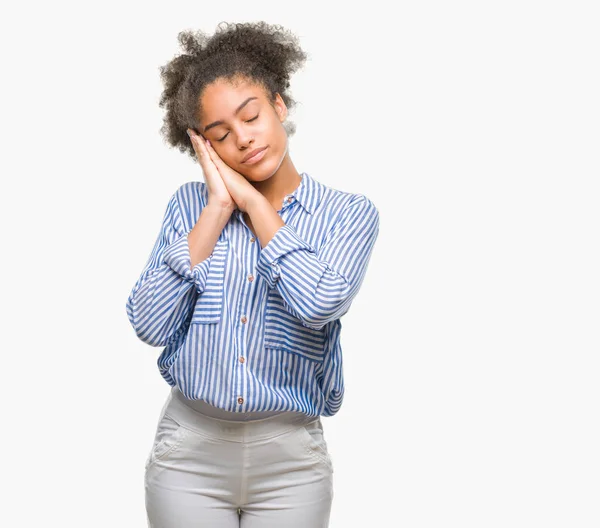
left=157, top=21, right=309, bottom=162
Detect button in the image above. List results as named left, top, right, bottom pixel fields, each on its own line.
left=240, top=315, right=247, bottom=324
left=287, top=196, right=293, bottom=203
left=237, top=397, right=244, bottom=404
left=248, top=274, right=254, bottom=282
left=250, top=237, right=256, bottom=243
left=239, top=356, right=245, bottom=363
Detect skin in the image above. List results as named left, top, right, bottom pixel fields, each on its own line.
left=186, top=76, right=302, bottom=248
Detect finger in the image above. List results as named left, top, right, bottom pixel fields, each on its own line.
left=204, top=138, right=216, bottom=155
left=187, top=129, right=203, bottom=151
left=188, top=130, right=212, bottom=165
left=203, top=139, right=226, bottom=169
left=187, top=137, right=221, bottom=184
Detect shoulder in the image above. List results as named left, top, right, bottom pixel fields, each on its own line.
left=172, top=180, right=205, bottom=203
left=164, top=181, right=206, bottom=233
left=318, top=180, right=379, bottom=220
left=340, top=193, right=380, bottom=230
left=169, top=181, right=207, bottom=212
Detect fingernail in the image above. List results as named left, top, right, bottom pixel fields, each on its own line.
left=206, top=139, right=211, bottom=147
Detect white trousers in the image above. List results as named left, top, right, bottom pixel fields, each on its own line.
left=144, top=387, right=334, bottom=527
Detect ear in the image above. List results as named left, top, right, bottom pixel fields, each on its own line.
left=273, top=93, right=288, bottom=123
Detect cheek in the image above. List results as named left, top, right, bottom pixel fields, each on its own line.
left=265, top=120, right=286, bottom=147
left=218, top=145, right=239, bottom=165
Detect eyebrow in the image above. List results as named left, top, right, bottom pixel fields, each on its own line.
left=203, top=97, right=258, bottom=133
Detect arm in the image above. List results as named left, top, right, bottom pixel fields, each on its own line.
left=252, top=194, right=380, bottom=330
left=125, top=191, right=230, bottom=346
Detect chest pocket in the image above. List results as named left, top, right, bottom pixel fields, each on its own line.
left=263, top=288, right=327, bottom=362
left=191, top=237, right=228, bottom=324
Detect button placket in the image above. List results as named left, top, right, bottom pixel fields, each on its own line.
left=235, top=239, right=258, bottom=412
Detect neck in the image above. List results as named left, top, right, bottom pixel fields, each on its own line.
left=251, top=153, right=302, bottom=211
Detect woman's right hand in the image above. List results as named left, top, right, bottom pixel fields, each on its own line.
left=187, top=128, right=236, bottom=211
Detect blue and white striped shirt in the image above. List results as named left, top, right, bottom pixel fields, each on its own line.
left=126, top=172, right=380, bottom=417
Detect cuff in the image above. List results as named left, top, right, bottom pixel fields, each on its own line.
left=163, top=232, right=212, bottom=293
left=256, top=224, right=315, bottom=289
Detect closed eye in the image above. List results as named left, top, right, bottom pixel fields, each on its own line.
left=216, top=115, right=259, bottom=142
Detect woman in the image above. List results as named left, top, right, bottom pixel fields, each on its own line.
left=126, top=21, right=380, bottom=527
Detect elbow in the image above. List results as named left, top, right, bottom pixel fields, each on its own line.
left=298, top=279, right=357, bottom=330
left=297, top=299, right=352, bottom=331
left=126, top=300, right=171, bottom=348
left=130, top=323, right=172, bottom=348
left=132, top=322, right=171, bottom=347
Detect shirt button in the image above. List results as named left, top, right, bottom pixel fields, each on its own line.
left=287, top=196, right=293, bottom=203
left=237, top=397, right=244, bottom=404
left=240, top=315, right=247, bottom=324
left=250, top=237, right=255, bottom=243
left=239, top=356, right=245, bottom=363
left=248, top=274, right=254, bottom=282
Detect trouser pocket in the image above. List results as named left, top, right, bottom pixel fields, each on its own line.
left=296, top=419, right=334, bottom=472
left=145, top=413, right=189, bottom=470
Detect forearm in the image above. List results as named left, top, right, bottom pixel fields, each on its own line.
left=259, top=234, right=375, bottom=329
left=188, top=202, right=234, bottom=268
left=252, top=195, right=380, bottom=329
left=246, top=194, right=285, bottom=250
left=126, top=272, right=196, bottom=346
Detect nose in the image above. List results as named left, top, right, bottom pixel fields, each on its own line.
left=238, top=137, right=254, bottom=151
left=236, top=128, right=254, bottom=150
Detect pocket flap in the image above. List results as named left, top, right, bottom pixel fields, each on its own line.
left=264, top=289, right=327, bottom=362
left=191, top=238, right=228, bottom=324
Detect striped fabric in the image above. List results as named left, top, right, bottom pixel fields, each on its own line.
left=126, top=172, right=380, bottom=417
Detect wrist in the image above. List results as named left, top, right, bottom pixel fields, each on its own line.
left=206, top=200, right=236, bottom=215
left=246, top=193, right=268, bottom=216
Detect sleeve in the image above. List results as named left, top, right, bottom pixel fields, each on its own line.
left=255, top=194, right=380, bottom=330
left=125, top=192, right=212, bottom=347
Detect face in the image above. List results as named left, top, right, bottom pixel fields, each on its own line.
left=197, top=77, right=289, bottom=181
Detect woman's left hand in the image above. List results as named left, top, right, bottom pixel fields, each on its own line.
left=203, top=138, right=262, bottom=213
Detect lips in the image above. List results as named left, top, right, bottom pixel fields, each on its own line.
left=242, top=146, right=267, bottom=164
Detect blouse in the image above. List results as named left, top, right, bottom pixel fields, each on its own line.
left=125, top=171, right=380, bottom=417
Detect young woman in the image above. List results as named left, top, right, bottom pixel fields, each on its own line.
left=126, top=21, right=380, bottom=527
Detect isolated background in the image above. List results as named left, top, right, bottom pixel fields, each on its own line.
left=2, top=1, right=598, bottom=526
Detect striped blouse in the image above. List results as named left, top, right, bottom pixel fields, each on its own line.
left=126, top=172, right=380, bottom=417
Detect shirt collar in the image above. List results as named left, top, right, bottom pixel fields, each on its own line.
left=199, top=171, right=324, bottom=215
left=288, top=172, right=323, bottom=215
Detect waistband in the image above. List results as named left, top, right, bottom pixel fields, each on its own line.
left=165, top=387, right=318, bottom=443
left=172, top=387, right=291, bottom=422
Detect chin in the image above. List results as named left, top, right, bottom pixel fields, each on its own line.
left=238, top=167, right=266, bottom=181
left=243, top=171, right=273, bottom=184
left=240, top=158, right=280, bottom=182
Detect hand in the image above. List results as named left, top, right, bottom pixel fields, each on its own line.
left=187, top=128, right=236, bottom=211
left=187, top=129, right=262, bottom=213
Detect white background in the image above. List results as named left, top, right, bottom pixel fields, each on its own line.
left=2, top=1, right=599, bottom=526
